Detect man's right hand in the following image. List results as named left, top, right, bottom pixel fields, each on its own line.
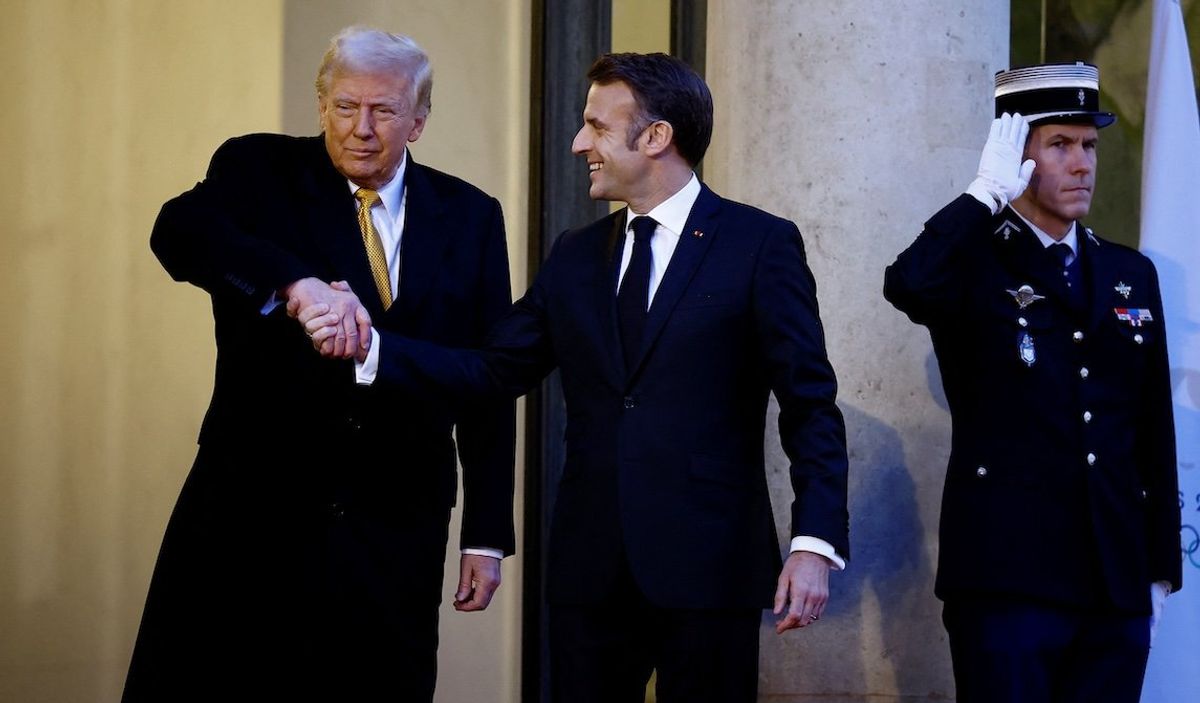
left=966, top=112, right=1036, bottom=213
left=284, top=277, right=371, bottom=359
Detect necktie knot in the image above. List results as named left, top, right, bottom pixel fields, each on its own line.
left=630, top=216, right=658, bottom=244
left=1049, top=242, right=1073, bottom=266
left=355, top=188, right=380, bottom=208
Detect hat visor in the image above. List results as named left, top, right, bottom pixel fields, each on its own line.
left=1026, top=111, right=1117, bottom=129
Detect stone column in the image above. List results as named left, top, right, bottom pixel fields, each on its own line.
left=705, top=2, right=1007, bottom=701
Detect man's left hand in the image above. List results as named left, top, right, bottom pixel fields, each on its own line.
left=773, top=551, right=830, bottom=634
left=453, top=554, right=502, bottom=612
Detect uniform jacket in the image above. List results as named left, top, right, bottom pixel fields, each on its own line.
left=383, top=184, right=851, bottom=610
left=884, top=194, right=1181, bottom=613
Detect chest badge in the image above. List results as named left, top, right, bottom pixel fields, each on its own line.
left=1114, top=281, right=1132, bottom=299
left=1007, top=284, right=1045, bottom=310
left=1115, top=308, right=1154, bottom=327
left=1018, top=331, right=1036, bottom=366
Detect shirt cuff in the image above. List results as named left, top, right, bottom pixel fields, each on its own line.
left=355, top=327, right=380, bottom=385
left=790, top=536, right=846, bottom=571
left=462, top=547, right=504, bottom=560
left=260, top=291, right=283, bottom=316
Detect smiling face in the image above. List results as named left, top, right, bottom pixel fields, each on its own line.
left=319, top=69, right=426, bottom=189
left=570, top=81, right=654, bottom=207
left=1014, top=122, right=1098, bottom=237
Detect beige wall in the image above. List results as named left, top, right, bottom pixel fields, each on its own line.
left=0, top=2, right=529, bottom=701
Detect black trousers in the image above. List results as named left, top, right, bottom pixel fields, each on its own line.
left=549, top=554, right=760, bottom=703
left=943, top=597, right=1151, bottom=703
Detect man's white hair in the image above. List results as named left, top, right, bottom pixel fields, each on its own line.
left=315, top=26, right=433, bottom=116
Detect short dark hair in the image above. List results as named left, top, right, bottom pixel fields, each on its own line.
left=587, top=52, right=713, bottom=167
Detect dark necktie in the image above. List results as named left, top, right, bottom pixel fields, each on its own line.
left=617, top=216, right=658, bottom=370
left=1049, top=242, right=1083, bottom=309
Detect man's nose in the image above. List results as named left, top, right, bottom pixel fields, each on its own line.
left=570, top=126, right=589, bottom=155
left=353, top=108, right=374, bottom=138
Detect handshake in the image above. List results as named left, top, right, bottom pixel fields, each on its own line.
left=284, top=277, right=373, bottom=362
left=966, top=112, right=1037, bottom=214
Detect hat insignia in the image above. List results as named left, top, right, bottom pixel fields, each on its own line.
left=1007, top=284, right=1045, bottom=310
left=1114, top=281, right=1132, bottom=299
left=1078, top=89, right=1085, bottom=106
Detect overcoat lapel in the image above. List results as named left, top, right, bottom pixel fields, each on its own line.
left=625, top=186, right=721, bottom=383
left=1080, top=225, right=1116, bottom=332
left=300, top=142, right=386, bottom=317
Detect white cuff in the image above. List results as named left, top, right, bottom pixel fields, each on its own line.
left=355, top=327, right=379, bottom=385
left=790, top=536, right=846, bottom=571
left=463, top=547, right=504, bottom=560
left=965, top=179, right=1002, bottom=214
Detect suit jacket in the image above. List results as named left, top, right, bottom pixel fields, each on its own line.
left=382, top=184, right=850, bottom=610
left=884, top=194, right=1182, bottom=613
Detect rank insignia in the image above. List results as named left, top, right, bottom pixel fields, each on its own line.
left=1007, top=284, right=1045, bottom=310
left=994, top=220, right=1020, bottom=241
left=1114, top=281, right=1132, bottom=299
left=1115, top=308, right=1153, bottom=326
left=1018, top=331, right=1036, bottom=366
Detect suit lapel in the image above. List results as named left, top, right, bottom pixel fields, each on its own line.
left=395, top=156, right=452, bottom=320
left=625, top=185, right=721, bottom=382
left=598, top=213, right=628, bottom=379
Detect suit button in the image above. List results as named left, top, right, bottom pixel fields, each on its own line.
left=1073, top=331, right=1084, bottom=342
left=623, top=396, right=636, bottom=409
left=976, top=466, right=988, bottom=477
left=1083, top=411, right=1093, bottom=423
left=1134, top=334, right=1144, bottom=344
left=1079, top=367, right=1089, bottom=379
left=1086, top=453, right=1097, bottom=466
left=1018, top=317, right=1028, bottom=327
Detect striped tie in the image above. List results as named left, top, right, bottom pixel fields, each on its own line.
left=355, top=188, right=393, bottom=310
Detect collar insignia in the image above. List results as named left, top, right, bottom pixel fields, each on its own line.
left=994, top=219, right=1020, bottom=241
left=1007, top=284, right=1045, bottom=310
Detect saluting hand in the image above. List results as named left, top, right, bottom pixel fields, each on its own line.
left=966, top=112, right=1036, bottom=213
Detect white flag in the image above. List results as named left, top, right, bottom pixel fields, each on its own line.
left=1140, top=2, right=1200, bottom=702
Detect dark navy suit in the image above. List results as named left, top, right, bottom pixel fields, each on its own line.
left=382, top=184, right=849, bottom=700
left=884, top=194, right=1181, bottom=702
left=124, top=134, right=515, bottom=702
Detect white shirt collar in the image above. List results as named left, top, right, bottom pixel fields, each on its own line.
left=1013, top=208, right=1078, bottom=256
left=624, top=173, right=701, bottom=237
left=346, top=148, right=408, bottom=216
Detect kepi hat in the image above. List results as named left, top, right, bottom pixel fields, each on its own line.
left=994, top=61, right=1116, bottom=128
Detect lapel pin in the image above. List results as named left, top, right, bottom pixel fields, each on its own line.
left=1007, top=284, right=1045, bottom=310
left=1115, top=308, right=1153, bottom=327
left=692, top=229, right=704, bottom=238
left=1114, top=282, right=1132, bottom=299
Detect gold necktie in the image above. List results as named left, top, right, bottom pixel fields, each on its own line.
left=355, top=188, right=393, bottom=310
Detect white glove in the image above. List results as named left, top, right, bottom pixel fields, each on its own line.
left=1150, top=580, right=1170, bottom=646
left=966, top=112, right=1037, bottom=214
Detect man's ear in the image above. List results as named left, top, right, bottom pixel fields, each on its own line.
left=641, top=120, right=674, bottom=157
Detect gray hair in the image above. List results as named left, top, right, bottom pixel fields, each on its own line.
left=315, top=26, right=433, bottom=116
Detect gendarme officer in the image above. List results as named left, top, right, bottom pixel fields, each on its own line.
left=884, top=62, right=1181, bottom=703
